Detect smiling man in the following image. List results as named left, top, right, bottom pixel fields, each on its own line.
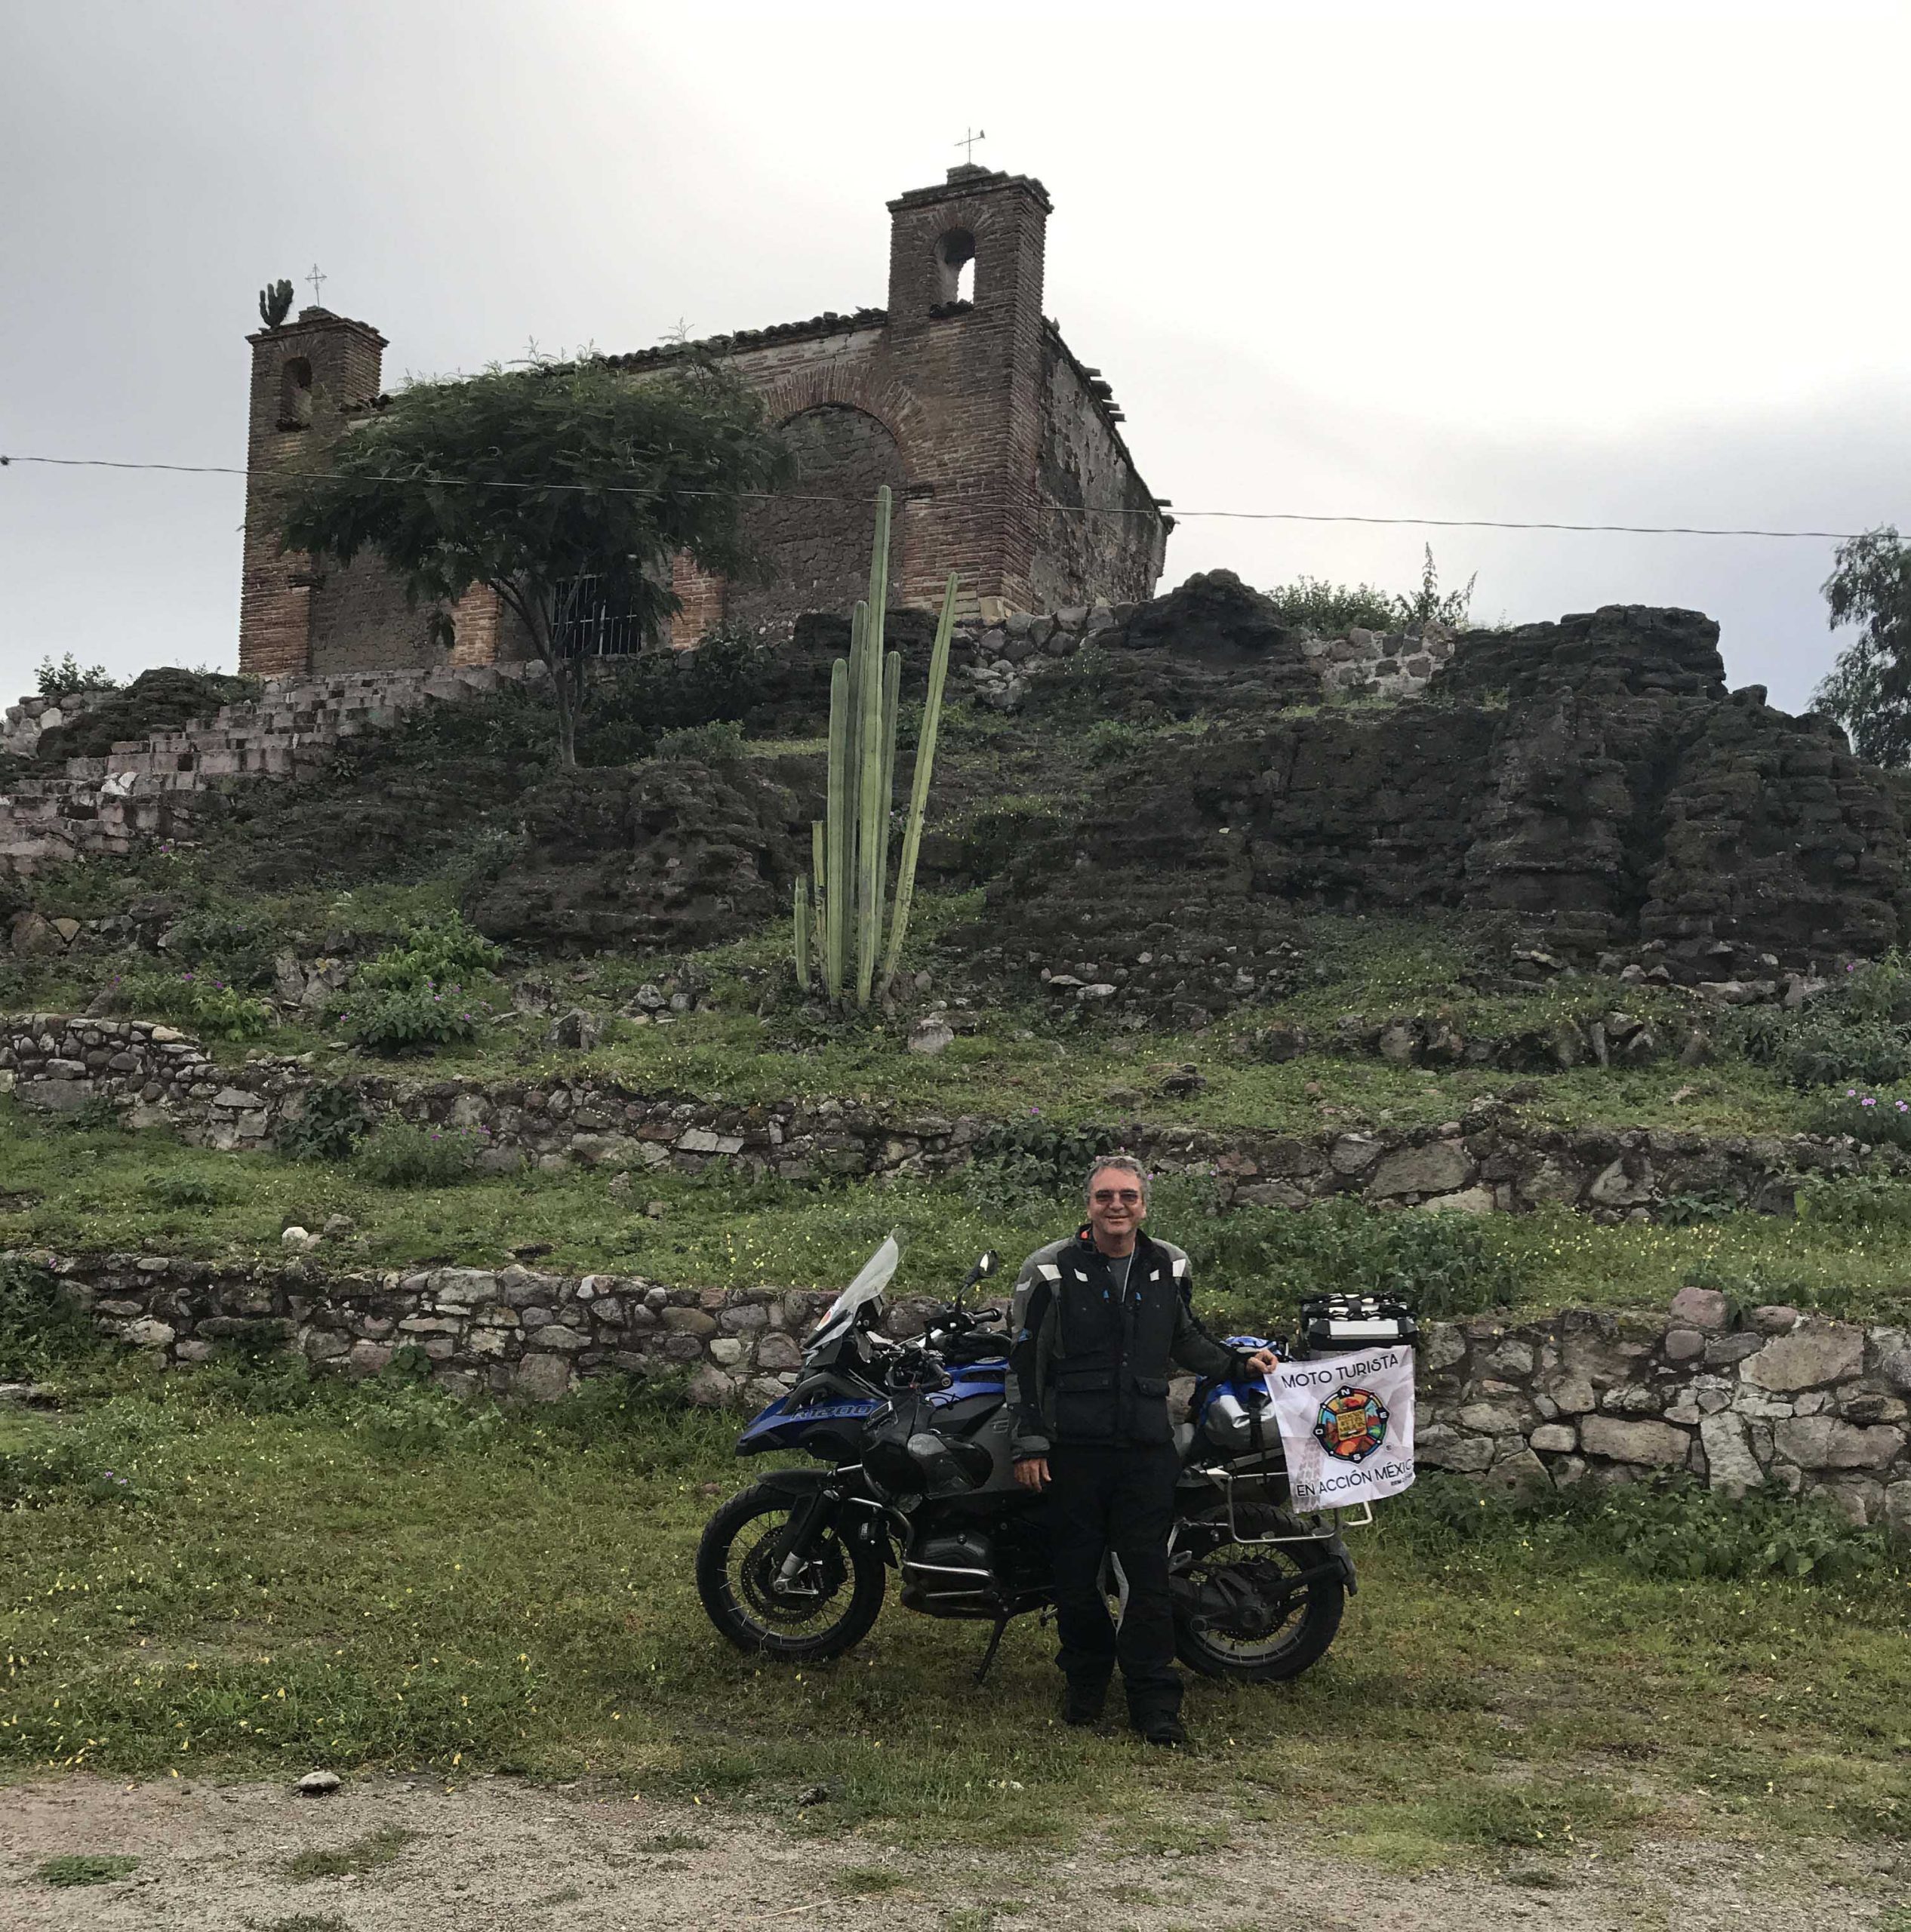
left=1005, top=1155, right=1279, bottom=1746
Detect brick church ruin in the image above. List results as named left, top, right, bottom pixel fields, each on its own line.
left=238, top=165, right=1171, bottom=678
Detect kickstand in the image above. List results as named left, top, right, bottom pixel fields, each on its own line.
left=974, top=1616, right=1010, bottom=1685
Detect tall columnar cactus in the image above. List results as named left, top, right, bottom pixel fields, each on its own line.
left=793, top=485, right=959, bottom=1009
left=258, top=278, right=294, bottom=328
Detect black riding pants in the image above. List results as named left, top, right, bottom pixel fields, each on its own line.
left=1046, top=1441, right=1181, bottom=1724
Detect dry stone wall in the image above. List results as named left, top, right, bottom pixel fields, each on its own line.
left=8, top=1249, right=1906, bottom=1532
left=2, top=689, right=118, bottom=761
left=2, top=1014, right=1899, bottom=1220
left=0, top=663, right=535, bottom=878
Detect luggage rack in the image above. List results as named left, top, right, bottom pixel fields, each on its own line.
left=1194, top=1458, right=1375, bottom=1544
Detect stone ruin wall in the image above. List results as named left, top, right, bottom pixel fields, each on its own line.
left=0, top=595, right=1434, bottom=881
left=7, top=1249, right=1906, bottom=1534
left=0, top=662, right=537, bottom=879
left=1, top=1014, right=1898, bottom=1223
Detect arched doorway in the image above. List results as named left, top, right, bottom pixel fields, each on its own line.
left=723, top=404, right=911, bottom=635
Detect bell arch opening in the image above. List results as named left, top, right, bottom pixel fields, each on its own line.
left=278, top=356, right=313, bottom=429
left=935, top=227, right=976, bottom=304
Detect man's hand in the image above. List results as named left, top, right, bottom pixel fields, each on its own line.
left=1244, top=1348, right=1280, bottom=1376
left=1014, top=1455, right=1050, bottom=1491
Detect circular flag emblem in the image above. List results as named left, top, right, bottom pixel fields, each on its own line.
left=1315, top=1384, right=1389, bottom=1463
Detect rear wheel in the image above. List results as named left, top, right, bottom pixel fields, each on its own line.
left=1171, top=1514, right=1346, bottom=1683
left=696, top=1484, right=886, bottom=1663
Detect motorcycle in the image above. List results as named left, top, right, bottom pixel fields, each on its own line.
left=694, top=1236, right=1416, bottom=1684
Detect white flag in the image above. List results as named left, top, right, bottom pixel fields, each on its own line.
left=1264, top=1346, right=1416, bottom=1513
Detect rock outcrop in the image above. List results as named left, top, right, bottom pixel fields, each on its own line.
left=991, top=604, right=1910, bottom=972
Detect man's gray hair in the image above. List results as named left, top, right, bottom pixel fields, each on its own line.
left=1085, top=1154, right=1151, bottom=1209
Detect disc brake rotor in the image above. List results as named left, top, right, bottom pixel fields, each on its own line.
left=735, top=1520, right=849, bottom=1629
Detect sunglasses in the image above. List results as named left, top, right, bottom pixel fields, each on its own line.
left=1091, top=1189, right=1143, bottom=1205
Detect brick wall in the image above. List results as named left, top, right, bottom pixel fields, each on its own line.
left=1031, top=328, right=1170, bottom=610
left=238, top=171, right=1171, bottom=667
left=720, top=405, right=911, bottom=638
left=238, top=309, right=388, bottom=678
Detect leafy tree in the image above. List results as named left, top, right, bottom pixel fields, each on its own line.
left=274, top=355, right=789, bottom=765
left=1814, top=525, right=1911, bottom=767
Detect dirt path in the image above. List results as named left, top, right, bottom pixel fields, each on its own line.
left=0, top=1775, right=1898, bottom=1931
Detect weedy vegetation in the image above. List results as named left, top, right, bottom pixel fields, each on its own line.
left=0, top=1361, right=1903, bottom=1866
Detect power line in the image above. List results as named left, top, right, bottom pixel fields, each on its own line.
left=0, top=449, right=1883, bottom=541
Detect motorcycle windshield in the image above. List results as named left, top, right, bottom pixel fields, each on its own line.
left=806, top=1234, right=902, bottom=1352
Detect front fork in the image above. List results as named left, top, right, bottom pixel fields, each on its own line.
left=766, top=1487, right=839, bottom=1583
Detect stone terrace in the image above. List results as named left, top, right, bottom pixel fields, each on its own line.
left=2, top=1014, right=1900, bottom=1221
left=0, top=662, right=534, bottom=877
left=8, top=1250, right=1907, bottom=1530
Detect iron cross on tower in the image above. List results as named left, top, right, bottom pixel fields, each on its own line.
left=306, top=263, right=327, bottom=306
left=955, top=128, right=986, bottom=165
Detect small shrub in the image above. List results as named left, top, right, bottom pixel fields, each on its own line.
left=1083, top=718, right=1146, bottom=767
left=180, top=1347, right=322, bottom=1417
left=1187, top=1195, right=1530, bottom=1328
left=342, top=915, right=500, bottom=1052
left=275, top=1084, right=371, bottom=1163
left=1585, top=1477, right=1892, bottom=1583
left=1262, top=577, right=1399, bottom=634
left=965, top=1119, right=1122, bottom=1207
left=1659, top=1189, right=1740, bottom=1226
left=352, top=1119, right=480, bottom=1187
left=0, top=1258, right=102, bottom=1379
left=1262, top=552, right=1472, bottom=638
left=355, top=1377, right=501, bottom=1456
left=34, top=654, right=118, bottom=699
left=1725, top=954, right=1911, bottom=1088
left=345, top=982, right=485, bottom=1054
left=1807, top=1087, right=1911, bottom=1147
left=167, top=906, right=280, bottom=989
left=652, top=718, right=746, bottom=762
left=66, top=1094, right=121, bottom=1134
left=355, top=914, right=503, bottom=995
left=0, top=1436, right=137, bottom=1509
left=191, top=984, right=277, bottom=1041
left=1796, top=1174, right=1911, bottom=1231
left=98, top=968, right=274, bottom=1041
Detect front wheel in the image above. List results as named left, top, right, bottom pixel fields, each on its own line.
left=1171, top=1518, right=1346, bottom=1683
left=696, top=1483, right=887, bottom=1663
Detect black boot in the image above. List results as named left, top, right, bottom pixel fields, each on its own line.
left=1063, top=1675, right=1109, bottom=1727
left=1137, top=1713, right=1188, bottom=1749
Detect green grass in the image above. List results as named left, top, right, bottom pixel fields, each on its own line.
left=3, top=888, right=1820, bottom=1144
left=0, top=1372, right=1904, bottom=1864
left=34, top=1853, right=140, bottom=1885
left=284, top=1823, right=416, bottom=1880
left=830, top=1864, right=912, bottom=1894
left=7, top=1097, right=1911, bottom=1325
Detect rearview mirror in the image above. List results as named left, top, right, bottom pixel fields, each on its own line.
left=976, top=1250, right=999, bottom=1278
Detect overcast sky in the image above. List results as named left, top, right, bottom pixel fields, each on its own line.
left=3, top=0, right=1906, bottom=710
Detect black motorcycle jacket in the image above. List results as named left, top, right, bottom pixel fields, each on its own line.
left=1005, top=1227, right=1245, bottom=1458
